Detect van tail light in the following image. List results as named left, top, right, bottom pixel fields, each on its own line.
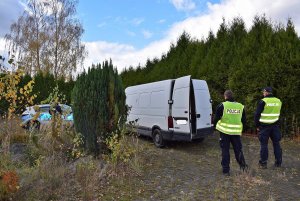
left=211, top=114, right=214, bottom=125
left=168, top=116, right=174, bottom=128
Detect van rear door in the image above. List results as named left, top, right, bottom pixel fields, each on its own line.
left=192, top=80, right=212, bottom=133
left=172, top=76, right=191, bottom=134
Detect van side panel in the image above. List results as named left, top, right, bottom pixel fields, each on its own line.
left=125, top=77, right=214, bottom=142
left=125, top=80, right=172, bottom=137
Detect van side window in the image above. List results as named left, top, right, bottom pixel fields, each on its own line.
left=139, top=93, right=150, bottom=107
left=150, top=91, right=165, bottom=108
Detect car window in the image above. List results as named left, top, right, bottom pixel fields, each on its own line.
left=40, top=107, right=50, bottom=113
left=61, top=105, right=72, bottom=113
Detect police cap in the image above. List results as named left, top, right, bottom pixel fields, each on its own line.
left=262, top=86, right=272, bottom=93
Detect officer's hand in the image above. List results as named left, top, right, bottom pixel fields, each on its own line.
left=256, top=127, right=260, bottom=132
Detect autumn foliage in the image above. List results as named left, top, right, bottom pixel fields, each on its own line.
left=0, top=171, right=19, bottom=193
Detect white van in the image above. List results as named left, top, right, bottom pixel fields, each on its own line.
left=125, top=75, right=213, bottom=147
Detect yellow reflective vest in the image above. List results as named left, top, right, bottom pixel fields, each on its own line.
left=259, top=97, right=282, bottom=124
left=216, top=101, right=244, bottom=135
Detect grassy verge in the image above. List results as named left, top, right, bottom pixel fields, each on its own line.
left=1, top=120, right=300, bottom=200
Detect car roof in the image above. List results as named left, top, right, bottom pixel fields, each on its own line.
left=23, top=104, right=71, bottom=115
left=27, top=104, right=70, bottom=108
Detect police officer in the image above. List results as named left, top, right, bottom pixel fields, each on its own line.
left=255, top=87, right=282, bottom=168
left=214, top=90, right=247, bottom=175
left=50, top=101, right=62, bottom=115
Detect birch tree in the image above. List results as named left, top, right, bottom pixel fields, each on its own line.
left=5, top=0, right=85, bottom=78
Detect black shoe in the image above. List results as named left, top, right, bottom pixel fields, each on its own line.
left=274, top=163, right=281, bottom=168
left=259, top=162, right=267, bottom=169
left=223, top=171, right=230, bottom=176
left=240, top=164, right=249, bottom=172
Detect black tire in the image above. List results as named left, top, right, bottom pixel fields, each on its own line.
left=152, top=129, right=164, bottom=148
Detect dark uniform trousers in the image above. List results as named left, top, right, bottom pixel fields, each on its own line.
left=219, top=132, right=246, bottom=173
left=258, top=125, right=282, bottom=165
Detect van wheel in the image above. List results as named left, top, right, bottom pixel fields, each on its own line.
left=153, top=129, right=164, bottom=148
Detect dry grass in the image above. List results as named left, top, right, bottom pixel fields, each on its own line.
left=1, top=117, right=27, bottom=150
left=12, top=155, right=109, bottom=201
left=74, top=157, right=108, bottom=200
left=1, top=118, right=144, bottom=201
left=293, top=135, right=300, bottom=143
left=2, top=118, right=300, bottom=200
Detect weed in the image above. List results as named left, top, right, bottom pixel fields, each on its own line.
left=74, top=158, right=106, bottom=200
left=106, top=126, right=143, bottom=174
left=267, top=189, right=276, bottom=201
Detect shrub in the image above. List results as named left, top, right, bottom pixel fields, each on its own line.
left=106, top=130, right=136, bottom=165
left=0, top=55, right=36, bottom=156
left=0, top=155, right=20, bottom=200
left=72, top=60, right=125, bottom=155
left=105, top=125, right=143, bottom=175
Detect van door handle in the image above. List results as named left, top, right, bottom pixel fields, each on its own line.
left=196, top=114, right=201, bottom=118
left=184, top=111, right=188, bottom=113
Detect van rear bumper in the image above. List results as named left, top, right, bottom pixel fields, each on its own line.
left=192, top=127, right=214, bottom=140
left=132, top=125, right=214, bottom=142
left=161, top=127, right=214, bottom=141
left=162, top=130, right=194, bottom=141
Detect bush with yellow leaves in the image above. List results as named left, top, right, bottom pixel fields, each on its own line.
left=0, top=55, right=36, bottom=153
left=105, top=126, right=141, bottom=170
left=0, top=55, right=36, bottom=200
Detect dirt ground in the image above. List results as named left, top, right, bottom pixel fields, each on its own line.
left=101, top=133, right=300, bottom=201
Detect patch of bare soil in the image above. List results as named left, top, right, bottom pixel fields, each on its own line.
left=100, top=134, right=300, bottom=201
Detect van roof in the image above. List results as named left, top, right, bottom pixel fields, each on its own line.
left=125, top=79, right=173, bottom=94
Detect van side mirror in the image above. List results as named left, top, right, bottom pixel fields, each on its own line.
left=168, top=100, right=173, bottom=104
